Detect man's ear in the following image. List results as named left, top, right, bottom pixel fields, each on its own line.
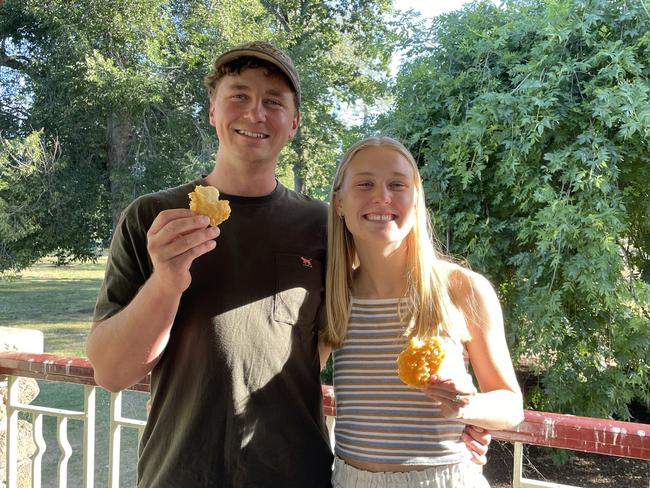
left=289, top=111, right=301, bottom=138
left=209, top=97, right=216, bottom=127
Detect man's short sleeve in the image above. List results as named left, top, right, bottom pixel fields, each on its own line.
left=93, top=202, right=153, bottom=322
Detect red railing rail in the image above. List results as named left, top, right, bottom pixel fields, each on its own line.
left=0, top=351, right=149, bottom=391
left=1, top=352, right=648, bottom=461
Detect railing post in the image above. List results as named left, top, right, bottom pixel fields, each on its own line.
left=56, top=416, right=71, bottom=487
left=513, top=441, right=523, bottom=488
left=5, top=376, right=19, bottom=488
left=83, top=385, right=96, bottom=488
left=31, top=413, right=45, bottom=488
left=109, top=391, right=123, bottom=488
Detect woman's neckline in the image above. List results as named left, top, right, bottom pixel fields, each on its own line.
left=350, top=296, right=403, bottom=303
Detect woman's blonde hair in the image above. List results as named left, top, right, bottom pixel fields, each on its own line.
left=324, top=136, right=467, bottom=347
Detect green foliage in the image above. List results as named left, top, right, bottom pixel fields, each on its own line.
left=0, top=0, right=395, bottom=271
left=381, top=0, right=650, bottom=419
left=0, top=131, right=106, bottom=273
left=320, top=355, right=333, bottom=385
left=260, top=0, right=396, bottom=195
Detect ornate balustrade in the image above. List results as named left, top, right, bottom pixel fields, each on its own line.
left=1, top=352, right=648, bottom=488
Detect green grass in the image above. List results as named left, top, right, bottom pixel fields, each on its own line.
left=1, top=257, right=146, bottom=487
left=0, top=256, right=107, bottom=356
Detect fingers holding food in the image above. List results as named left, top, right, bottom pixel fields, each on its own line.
left=145, top=208, right=219, bottom=294
left=147, top=209, right=198, bottom=235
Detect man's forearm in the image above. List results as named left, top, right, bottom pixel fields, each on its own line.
left=459, top=389, right=524, bottom=431
left=86, top=274, right=181, bottom=392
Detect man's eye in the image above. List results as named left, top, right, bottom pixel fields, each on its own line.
left=265, top=99, right=282, bottom=107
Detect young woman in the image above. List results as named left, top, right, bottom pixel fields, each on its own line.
left=321, top=136, right=524, bottom=487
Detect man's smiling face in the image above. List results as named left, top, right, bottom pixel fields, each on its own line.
left=209, top=67, right=300, bottom=167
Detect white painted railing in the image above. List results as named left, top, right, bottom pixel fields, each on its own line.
left=2, top=352, right=649, bottom=488
left=0, top=353, right=148, bottom=488
left=5, top=377, right=97, bottom=488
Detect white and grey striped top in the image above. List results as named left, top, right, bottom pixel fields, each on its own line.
left=332, top=297, right=469, bottom=466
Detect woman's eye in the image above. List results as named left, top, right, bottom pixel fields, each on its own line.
left=357, top=182, right=373, bottom=188
left=390, top=182, right=407, bottom=189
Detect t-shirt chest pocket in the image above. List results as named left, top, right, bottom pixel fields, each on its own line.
left=273, top=253, right=323, bottom=327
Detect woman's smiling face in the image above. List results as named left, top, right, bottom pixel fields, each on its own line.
left=335, top=146, right=417, bottom=252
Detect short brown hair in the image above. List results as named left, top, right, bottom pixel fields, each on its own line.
left=204, top=57, right=300, bottom=111
left=205, top=41, right=301, bottom=110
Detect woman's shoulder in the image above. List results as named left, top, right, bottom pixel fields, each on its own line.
left=436, top=260, right=498, bottom=307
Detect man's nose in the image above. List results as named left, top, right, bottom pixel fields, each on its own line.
left=245, top=99, right=266, bottom=122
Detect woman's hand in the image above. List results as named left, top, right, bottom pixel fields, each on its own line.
left=421, top=372, right=477, bottom=419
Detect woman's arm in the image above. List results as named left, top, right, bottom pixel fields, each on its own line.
left=424, top=265, right=524, bottom=430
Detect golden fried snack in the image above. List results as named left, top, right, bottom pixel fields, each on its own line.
left=396, top=337, right=446, bottom=388
left=188, top=185, right=231, bottom=227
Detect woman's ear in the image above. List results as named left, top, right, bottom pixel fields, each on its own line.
left=333, top=193, right=344, bottom=217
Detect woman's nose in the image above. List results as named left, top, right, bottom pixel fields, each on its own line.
left=372, top=186, right=391, bottom=204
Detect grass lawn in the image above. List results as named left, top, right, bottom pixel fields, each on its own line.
left=0, top=256, right=106, bottom=356
left=1, top=257, right=147, bottom=487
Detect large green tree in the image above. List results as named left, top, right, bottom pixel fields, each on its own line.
left=0, top=0, right=396, bottom=273
left=381, top=0, right=649, bottom=419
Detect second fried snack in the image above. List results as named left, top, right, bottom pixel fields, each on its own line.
left=188, top=185, right=231, bottom=227
left=396, top=336, right=446, bottom=388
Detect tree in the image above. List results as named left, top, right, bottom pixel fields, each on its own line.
left=0, top=0, right=396, bottom=272
left=242, top=0, right=396, bottom=197
left=381, top=0, right=649, bottom=419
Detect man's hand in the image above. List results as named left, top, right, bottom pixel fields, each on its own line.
left=146, top=209, right=220, bottom=295
left=462, top=425, right=491, bottom=465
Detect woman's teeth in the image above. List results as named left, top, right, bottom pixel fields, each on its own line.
left=366, top=214, right=394, bottom=221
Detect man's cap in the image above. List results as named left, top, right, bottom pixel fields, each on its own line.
left=214, top=41, right=301, bottom=108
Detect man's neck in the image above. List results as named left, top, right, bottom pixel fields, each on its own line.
left=205, top=155, right=278, bottom=196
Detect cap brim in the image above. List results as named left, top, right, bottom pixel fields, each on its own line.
left=215, top=49, right=299, bottom=95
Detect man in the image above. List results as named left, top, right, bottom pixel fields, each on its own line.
left=87, top=41, right=333, bottom=487
left=87, top=41, right=489, bottom=488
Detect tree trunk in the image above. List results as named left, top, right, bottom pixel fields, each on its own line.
left=106, top=113, right=132, bottom=231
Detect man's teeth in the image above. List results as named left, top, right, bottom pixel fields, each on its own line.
left=366, top=214, right=394, bottom=221
left=236, top=129, right=267, bottom=139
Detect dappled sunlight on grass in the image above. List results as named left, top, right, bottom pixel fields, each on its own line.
left=0, top=256, right=107, bottom=356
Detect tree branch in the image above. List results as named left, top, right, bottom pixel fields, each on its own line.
left=259, top=0, right=291, bottom=32
left=0, top=40, right=30, bottom=71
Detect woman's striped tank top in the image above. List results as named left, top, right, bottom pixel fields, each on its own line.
left=332, top=297, right=469, bottom=466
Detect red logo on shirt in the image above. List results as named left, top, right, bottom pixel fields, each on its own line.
left=300, top=257, right=313, bottom=268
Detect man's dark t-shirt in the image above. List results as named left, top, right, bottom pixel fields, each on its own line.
left=94, top=179, right=333, bottom=487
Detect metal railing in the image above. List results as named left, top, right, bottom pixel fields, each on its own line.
left=2, top=352, right=649, bottom=488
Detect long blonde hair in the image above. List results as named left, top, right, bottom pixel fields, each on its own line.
left=324, top=136, right=468, bottom=347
